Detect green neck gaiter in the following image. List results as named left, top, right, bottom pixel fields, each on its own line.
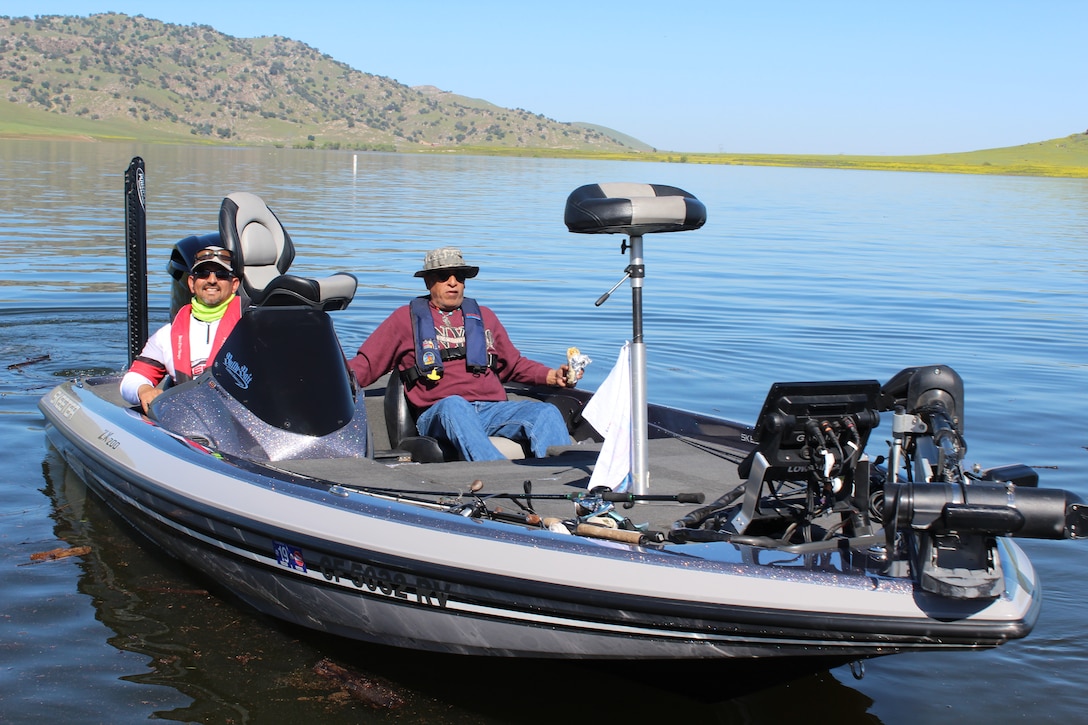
left=190, top=294, right=234, bottom=322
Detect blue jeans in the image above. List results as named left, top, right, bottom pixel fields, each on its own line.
left=415, top=396, right=570, bottom=461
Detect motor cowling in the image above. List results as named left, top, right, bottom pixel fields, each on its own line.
left=887, top=478, right=1087, bottom=540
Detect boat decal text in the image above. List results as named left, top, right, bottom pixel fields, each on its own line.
left=49, top=388, right=81, bottom=419
left=222, top=352, right=253, bottom=390
left=317, top=555, right=451, bottom=608
left=97, top=429, right=121, bottom=450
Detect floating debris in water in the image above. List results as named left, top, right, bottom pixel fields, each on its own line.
left=7, top=353, right=50, bottom=370
left=313, top=657, right=406, bottom=710
left=26, top=545, right=90, bottom=563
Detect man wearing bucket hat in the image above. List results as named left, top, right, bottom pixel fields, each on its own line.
left=120, top=245, right=244, bottom=414
left=348, top=246, right=581, bottom=461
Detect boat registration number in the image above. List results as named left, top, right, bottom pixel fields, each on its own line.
left=317, top=554, right=451, bottom=608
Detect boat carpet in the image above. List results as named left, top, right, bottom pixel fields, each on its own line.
left=85, top=379, right=747, bottom=533
left=270, top=438, right=746, bottom=533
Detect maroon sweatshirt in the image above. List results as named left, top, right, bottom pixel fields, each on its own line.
left=347, top=301, right=552, bottom=409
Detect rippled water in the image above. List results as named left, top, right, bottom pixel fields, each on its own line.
left=1, top=141, right=1086, bottom=723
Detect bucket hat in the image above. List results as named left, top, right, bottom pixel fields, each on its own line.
left=414, top=247, right=479, bottom=279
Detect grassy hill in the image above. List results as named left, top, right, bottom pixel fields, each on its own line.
left=653, top=133, right=1088, bottom=178
left=0, top=13, right=648, bottom=151
left=389, top=133, right=1088, bottom=179
left=1, top=13, right=1085, bottom=178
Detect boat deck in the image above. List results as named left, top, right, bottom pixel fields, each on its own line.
left=90, top=377, right=750, bottom=535
left=275, top=434, right=746, bottom=534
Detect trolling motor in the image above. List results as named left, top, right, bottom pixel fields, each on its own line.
left=677, top=364, right=1085, bottom=600
left=878, top=366, right=1087, bottom=598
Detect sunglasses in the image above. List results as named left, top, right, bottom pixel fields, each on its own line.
left=194, top=248, right=233, bottom=264
left=192, top=268, right=235, bottom=280
left=426, top=271, right=468, bottom=283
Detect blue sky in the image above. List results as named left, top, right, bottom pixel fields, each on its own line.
left=12, top=1, right=1088, bottom=154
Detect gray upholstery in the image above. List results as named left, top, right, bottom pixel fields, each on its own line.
left=564, top=182, right=706, bottom=236
left=219, top=192, right=357, bottom=310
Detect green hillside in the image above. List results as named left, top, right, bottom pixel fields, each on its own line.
left=0, top=13, right=647, bottom=151
left=399, top=133, right=1088, bottom=179
left=1, top=13, right=1085, bottom=178
left=660, top=133, right=1088, bottom=177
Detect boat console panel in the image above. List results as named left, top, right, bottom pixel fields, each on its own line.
left=211, top=307, right=357, bottom=437
left=732, top=380, right=882, bottom=538
left=149, top=306, right=369, bottom=462
left=751, top=380, right=882, bottom=470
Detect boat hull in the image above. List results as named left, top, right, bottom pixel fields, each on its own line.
left=40, top=379, right=1041, bottom=660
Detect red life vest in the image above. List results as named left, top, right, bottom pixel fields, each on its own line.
left=170, top=296, right=243, bottom=383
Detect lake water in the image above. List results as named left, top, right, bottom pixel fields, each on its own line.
left=1, top=140, right=1086, bottom=723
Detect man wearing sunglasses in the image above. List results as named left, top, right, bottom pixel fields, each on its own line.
left=120, top=245, right=244, bottom=414
left=348, top=246, right=580, bottom=461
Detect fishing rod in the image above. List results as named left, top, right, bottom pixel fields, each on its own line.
left=332, top=480, right=704, bottom=506
left=332, top=479, right=685, bottom=545
left=645, top=420, right=749, bottom=464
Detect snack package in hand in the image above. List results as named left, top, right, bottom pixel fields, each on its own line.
left=566, top=347, right=591, bottom=385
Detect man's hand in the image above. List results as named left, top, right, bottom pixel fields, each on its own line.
left=548, top=364, right=582, bottom=388
left=137, top=384, right=162, bottom=414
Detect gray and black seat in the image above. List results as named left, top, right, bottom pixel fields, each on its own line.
left=564, top=182, right=706, bottom=236
left=382, top=374, right=542, bottom=463
left=218, top=191, right=358, bottom=311
left=564, top=182, right=706, bottom=496
left=382, top=373, right=448, bottom=463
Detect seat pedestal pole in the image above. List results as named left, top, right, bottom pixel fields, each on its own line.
left=628, top=234, right=650, bottom=496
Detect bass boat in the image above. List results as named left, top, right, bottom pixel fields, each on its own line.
left=39, top=159, right=1087, bottom=666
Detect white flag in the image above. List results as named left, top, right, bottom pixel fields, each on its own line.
left=582, top=342, right=632, bottom=492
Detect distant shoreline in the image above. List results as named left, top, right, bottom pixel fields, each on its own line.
left=427, top=144, right=1088, bottom=179
left=3, top=131, right=1086, bottom=180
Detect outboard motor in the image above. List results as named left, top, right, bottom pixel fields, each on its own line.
left=878, top=365, right=1087, bottom=599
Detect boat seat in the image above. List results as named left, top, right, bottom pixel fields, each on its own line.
left=383, top=373, right=528, bottom=462
left=564, top=182, right=706, bottom=236
left=383, top=373, right=446, bottom=463
left=218, top=192, right=358, bottom=311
